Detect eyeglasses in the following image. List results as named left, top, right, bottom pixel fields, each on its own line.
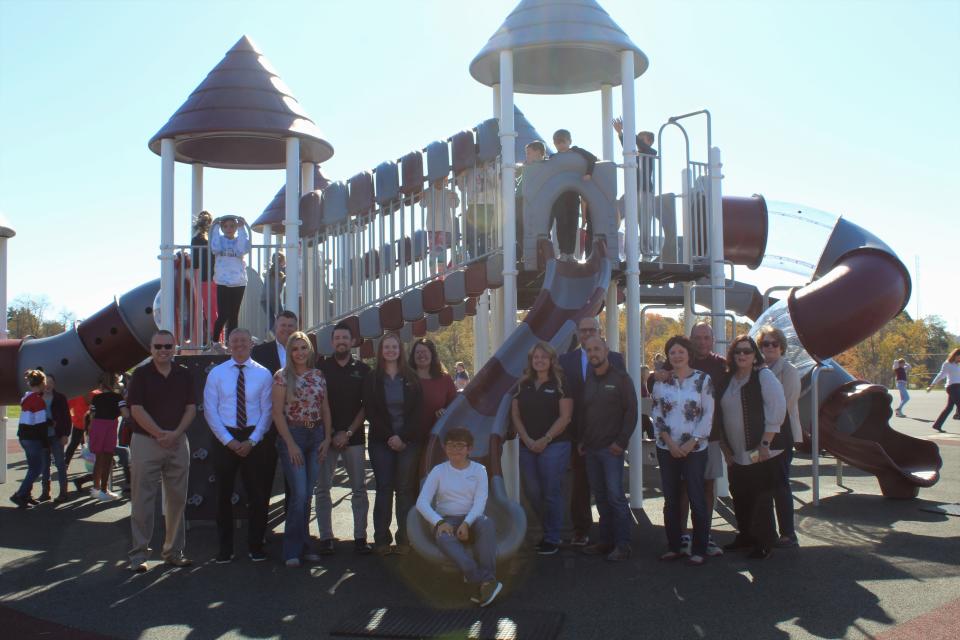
left=152, top=344, right=174, bottom=350
left=760, top=341, right=780, bottom=348
left=444, top=442, right=469, bottom=450
left=733, top=348, right=754, bottom=356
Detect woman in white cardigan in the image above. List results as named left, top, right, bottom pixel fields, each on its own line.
left=758, top=326, right=803, bottom=548
left=927, top=347, right=960, bottom=433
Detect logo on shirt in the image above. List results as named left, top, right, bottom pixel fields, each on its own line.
left=544, top=388, right=556, bottom=394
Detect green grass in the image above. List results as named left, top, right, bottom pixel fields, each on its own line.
left=4, top=406, right=20, bottom=422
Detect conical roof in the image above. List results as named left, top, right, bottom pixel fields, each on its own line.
left=470, top=0, right=648, bottom=95
left=251, top=166, right=331, bottom=234
left=515, top=106, right=554, bottom=156
left=0, top=212, right=14, bottom=239
left=149, top=36, right=333, bottom=170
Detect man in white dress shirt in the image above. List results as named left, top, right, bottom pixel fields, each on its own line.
left=203, top=328, right=273, bottom=563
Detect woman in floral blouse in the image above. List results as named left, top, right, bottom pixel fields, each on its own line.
left=651, top=335, right=715, bottom=565
left=272, top=331, right=332, bottom=567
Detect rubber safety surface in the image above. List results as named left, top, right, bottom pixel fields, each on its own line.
left=332, top=605, right=564, bottom=639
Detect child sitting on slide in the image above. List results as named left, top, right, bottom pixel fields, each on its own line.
left=416, top=426, right=502, bottom=607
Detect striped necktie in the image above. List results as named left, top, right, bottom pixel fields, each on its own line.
left=235, top=364, right=247, bottom=427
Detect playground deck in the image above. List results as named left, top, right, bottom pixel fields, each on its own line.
left=1, top=392, right=957, bottom=640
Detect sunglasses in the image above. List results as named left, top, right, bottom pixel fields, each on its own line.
left=152, top=344, right=174, bottom=350
left=760, top=341, right=780, bottom=348
left=733, top=348, right=755, bottom=356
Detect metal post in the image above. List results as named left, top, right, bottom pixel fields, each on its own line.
left=0, top=231, right=9, bottom=483
left=681, top=168, right=695, bottom=335
left=601, top=84, right=614, bottom=161
left=160, top=138, right=176, bottom=332
left=284, top=138, right=301, bottom=315
left=708, top=147, right=727, bottom=355
left=605, top=283, right=619, bottom=351
left=810, top=363, right=833, bottom=506
left=191, top=164, right=203, bottom=218
left=301, top=163, right=315, bottom=328
left=620, top=51, right=643, bottom=509
left=474, top=291, right=491, bottom=370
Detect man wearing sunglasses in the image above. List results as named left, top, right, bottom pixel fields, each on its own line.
left=126, top=330, right=197, bottom=572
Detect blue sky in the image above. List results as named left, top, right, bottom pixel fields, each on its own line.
left=1, top=0, right=958, bottom=333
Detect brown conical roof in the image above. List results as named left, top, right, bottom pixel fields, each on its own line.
left=148, top=36, right=333, bottom=169
left=251, top=166, right=331, bottom=234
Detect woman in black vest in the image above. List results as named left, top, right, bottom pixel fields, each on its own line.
left=712, top=335, right=786, bottom=559
left=362, top=332, right=423, bottom=555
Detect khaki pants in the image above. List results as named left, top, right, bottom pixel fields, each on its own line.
left=128, top=432, right=190, bottom=563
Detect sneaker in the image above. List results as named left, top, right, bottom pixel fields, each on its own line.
left=248, top=550, right=267, bottom=562
left=706, top=539, right=724, bottom=557
left=128, top=560, right=148, bottom=573
left=165, top=555, right=193, bottom=567
left=285, top=558, right=301, bottom=568
left=895, top=411, right=905, bottom=418
left=477, top=580, right=503, bottom=607
left=687, top=554, right=706, bottom=566
left=659, top=550, right=684, bottom=562
left=537, top=542, right=559, bottom=556
left=26, top=496, right=39, bottom=506
left=103, top=490, right=120, bottom=499
left=354, top=539, right=373, bottom=555
left=680, top=534, right=692, bottom=556
left=37, top=493, right=51, bottom=503
left=9, top=494, right=31, bottom=510
left=215, top=551, right=234, bottom=564
left=317, top=539, right=335, bottom=555
left=89, top=487, right=101, bottom=498
left=96, top=491, right=115, bottom=502
left=606, top=546, right=632, bottom=562
left=569, top=534, right=589, bottom=547
left=582, top=543, right=614, bottom=556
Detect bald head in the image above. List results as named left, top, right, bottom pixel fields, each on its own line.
left=690, top=322, right=714, bottom=358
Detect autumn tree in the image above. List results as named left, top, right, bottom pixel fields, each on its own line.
left=6, top=295, right=75, bottom=339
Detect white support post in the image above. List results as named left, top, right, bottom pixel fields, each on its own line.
left=681, top=168, right=695, bottom=335
left=492, top=84, right=501, bottom=120
left=284, top=138, right=301, bottom=315
left=601, top=84, right=614, bottom=161
left=605, top=283, right=619, bottom=350
left=160, top=138, right=176, bottom=333
left=474, top=291, right=491, bottom=370
left=0, top=233, right=9, bottom=484
left=620, top=51, right=643, bottom=510
left=708, top=147, right=727, bottom=355
left=498, top=51, right=520, bottom=502
left=191, top=164, right=203, bottom=218
left=301, top=163, right=315, bottom=328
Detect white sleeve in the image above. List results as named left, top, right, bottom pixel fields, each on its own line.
left=760, top=368, right=786, bottom=432
left=203, top=368, right=232, bottom=445
left=416, top=465, right=443, bottom=527
left=235, top=226, right=251, bottom=254
left=464, top=463, right=488, bottom=525
left=930, top=362, right=948, bottom=387
left=693, top=374, right=715, bottom=440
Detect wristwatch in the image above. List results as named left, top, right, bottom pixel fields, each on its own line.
left=248, top=439, right=258, bottom=447
left=760, top=439, right=770, bottom=448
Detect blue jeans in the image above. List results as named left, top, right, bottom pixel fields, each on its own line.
left=584, top=447, right=632, bottom=549
left=42, top=437, right=68, bottom=494
left=519, top=441, right=571, bottom=544
left=368, top=440, right=422, bottom=546
left=276, top=426, right=324, bottom=561
left=657, top=447, right=709, bottom=555
left=434, top=515, right=497, bottom=584
left=896, top=381, right=910, bottom=411
left=17, top=439, right=46, bottom=498
left=774, top=447, right=796, bottom=539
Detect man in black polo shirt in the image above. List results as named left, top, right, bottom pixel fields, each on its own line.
left=315, top=321, right=372, bottom=554
left=579, top=336, right=638, bottom=562
left=126, top=329, right=197, bottom=572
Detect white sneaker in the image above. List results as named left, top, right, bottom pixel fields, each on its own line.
left=706, top=539, right=724, bottom=557
left=104, top=490, right=120, bottom=499
left=285, top=558, right=301, bottom=568
left=96, top=491, right=111, bottom=502
left=680, top=534, right=691, bottom=556
left=89, top=487, right=100, bottom=498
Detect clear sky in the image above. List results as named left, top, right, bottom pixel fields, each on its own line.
left=2, top=0, right=958, bottom=333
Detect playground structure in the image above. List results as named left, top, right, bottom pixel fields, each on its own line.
left=0, top=1, right=942, bottom=543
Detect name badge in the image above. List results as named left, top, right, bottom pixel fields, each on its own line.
left=544, top=388, right=556, bottom=394
left=604, top=384, right=617, bottom=391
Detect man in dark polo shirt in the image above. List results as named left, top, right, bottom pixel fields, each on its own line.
left=578, top=336, right=638, bottom=562
left=126, top=329, right=197, bottom=572
left=315, top=320, right=372, bottom=554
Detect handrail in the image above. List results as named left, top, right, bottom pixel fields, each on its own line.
left=810, top=362, right=834, bottom=506
left=762, top=285, right=795, bottom=312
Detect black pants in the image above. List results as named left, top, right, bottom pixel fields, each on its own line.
left=213, top=284, right=245, bottom=343
left=933, top=384, right=960, bottom=430
left=728, top=457, right=780, bottom=550
left=64, top=426, right=85, bottom=468
left=214, top=428, right=269, bottom=554
left=570, top=445, right=593, bottom=538
left=553, top=204, right=579, bottom=255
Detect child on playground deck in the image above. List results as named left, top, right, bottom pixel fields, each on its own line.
left=551, top=129, right=597, bottom=262
left=416, top=426, right=502, bottom=607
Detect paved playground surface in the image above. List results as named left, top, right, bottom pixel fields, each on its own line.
left=1, top=391, right=957, bottom=639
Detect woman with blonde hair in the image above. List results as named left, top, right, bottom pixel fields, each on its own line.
left=10, top=370, right=50, bottom=509
left=511, top=341, right=573, bottom=555
left=756, top=325, right=803, bottom=548
left=927, top=347, right=960, bottom=433
left=272, top=331, right=332, bottom=567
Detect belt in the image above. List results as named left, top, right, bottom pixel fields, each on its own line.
left=226, top=426, right=255, bottom=432
left=288, top=420, right=323, bottom=429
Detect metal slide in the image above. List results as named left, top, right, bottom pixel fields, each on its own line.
left=407, top=241, right=611, bottom=562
